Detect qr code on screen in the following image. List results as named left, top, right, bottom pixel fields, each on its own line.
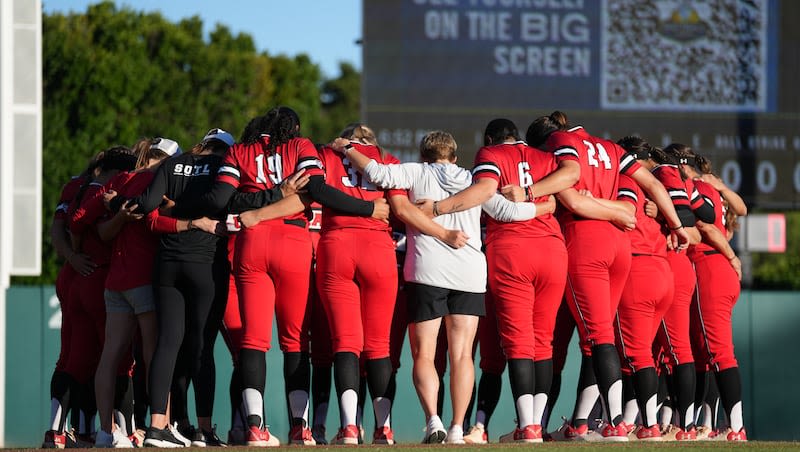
left=601, top=0, right=768, bottom=111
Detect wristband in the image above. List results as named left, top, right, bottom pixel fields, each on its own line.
left=670, top=224, right=683, bottom=230
left=343, top=143, right=354, bottom=156
left=525, top=186, right=534, bottom=202
left=433, top=201, right=440, bottom=216
left=187, top=219, right=193, bottom=230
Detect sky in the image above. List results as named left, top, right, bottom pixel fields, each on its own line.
left=42, top=0, right=362, bottom=78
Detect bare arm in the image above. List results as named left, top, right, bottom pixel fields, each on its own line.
left=238, top=194, right=308, bottom=228
left=389, top=195, right=468, bottom=249
left=431, top=178, right=498, bottom=216
left=531, top=160, right=580, bottom=197
left=696, top=221, right=741, bottom=280
left=50, top=217, right=96, bottom=276
left=699, top=174, right=747, bottom=216
left=556, top=188, right=636, bottom=230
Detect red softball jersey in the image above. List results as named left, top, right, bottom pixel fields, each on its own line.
left=472, top=141, right=563, bottom=244
left=216, top=135, right=324, bottom=223
left=617, top=175, right=667, bottom=257
left=317, top=142, right=405, bottom=232
left=104, top=171, right=160, bottom=291
left=651, top=165, right=706, bottom=212
left=688, top=179, right=727, bottom=259
left=55, top=177, right=85, bottom=222
left=545, top=126, right=641, bottom=210
left=69, top=183, right=113, bottom=266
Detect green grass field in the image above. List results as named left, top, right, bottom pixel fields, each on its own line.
left=9, top=443, right=800, bottom=452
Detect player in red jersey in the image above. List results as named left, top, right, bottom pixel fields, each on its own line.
left=424, top=119, right=570, bottom=443
left=666, top=145, right=748, bottom=442
left=314, top=132, right=404, bottom=446
left=612, top=137, right=677, bottom=441
left=526, top=112, right=688, bottom=441
left=173, top=107, right=388, bottom=447
left=633, top=143, right=715, bottom=440
left=691, top=156, right=747, bottom=440
left=66, top=147, right=138, bottom=444
left=90, top=139, right=171, bottom=447
left=42, top=151, right=105, bottom=448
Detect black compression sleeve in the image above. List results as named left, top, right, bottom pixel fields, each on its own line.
left=305, top=175, right=374, bottom=217
left=227, top=187, right=284, bottom=215
left=130, top=162, right=171, bottom=214
left=171, top=182, right=236, bottom=218
left=693, top=201, right=716, bottom=224
left=676, top=205, right=697, bottom=227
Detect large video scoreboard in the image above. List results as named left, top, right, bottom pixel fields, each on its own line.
left=363, top=0, right=800, bottom=209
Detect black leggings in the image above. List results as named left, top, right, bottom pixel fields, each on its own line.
left=149, top=260, right=217, bottom=415
left=171, top=256, right=230, bottom=420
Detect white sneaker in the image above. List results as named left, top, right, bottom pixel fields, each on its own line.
left=445, top=425, right=465, bottom=444
left=95, top=429, right=134, bottom=448
left=423, top=418, right=447, bottom=444
left=169, top=423, right=192, bottom=447
left=463, top=424, right=488, bottom=444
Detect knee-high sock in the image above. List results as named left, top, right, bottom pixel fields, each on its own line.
left=508, top=359, right=534, bottom=428
left=333, top=352, right=360, bottom=428
left=366, top=358, right=393, bottom=429
left=591, top=344, right=624, bottom=426
left=622, top=374, right=639, bottom=425
left=239, top=348, right=266, bottom=428
left=673, top=363, right=696, bottom=430
left=633, top=367, right=659, bottom=428
left=571, top=355, right=599, bottom=427
left=715, top=367, right=743, bottom=432
left=533, top=360, right=552, bottom=426
left=474, top=371, right=502, bottom=429
left=284, top=352, right=311, bottom=426
left=311, top=365, right=332, bottom=428
left=49, top=370, right=72, bottom=432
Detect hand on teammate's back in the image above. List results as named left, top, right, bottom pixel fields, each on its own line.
left=158, top=196, right=175, bottom=216
left=281, top=169, right=309, bottom=198
left=670, top=226, right=691, bottom=251
left=67, top=252, right=96, bottom=276
left=371, top=197, right=390, bottom=222
left=330, top=137, right=351, bottom=153
left=441, top=229, right=469, bottom=249
left=238, top=210, right=259, bottom=229
left=611, top=209, right=636, bottom=231
left=102, top=190, right=118, bottom=210
left=119, top=201, right=144, bottom=222
left=730, top=256, right=742, bottom=281
left=415, top=199, right=435, bottom=218
left=644, top=199, right=658, bottom=218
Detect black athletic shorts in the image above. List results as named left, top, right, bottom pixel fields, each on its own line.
left=405, top=282, right=485, bottom=323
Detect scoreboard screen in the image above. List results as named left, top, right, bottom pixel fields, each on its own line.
left=363, top=0, right=800, bottom=209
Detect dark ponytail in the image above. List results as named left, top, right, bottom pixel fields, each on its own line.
left=662, top=143, right=696, bottom=180
left=695, top=155, right=713, bottom=175
left=525, top=110, right=569, bottom=148
left=617, top=135, right=652, bottom=160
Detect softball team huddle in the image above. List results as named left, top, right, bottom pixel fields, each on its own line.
left=43, top=107, right=747, bottom=448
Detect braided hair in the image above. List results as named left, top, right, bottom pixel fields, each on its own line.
left=261, top=106, right=301, bottom=151
left=526, top=110, right=569, bottom=148
left=240, top=115, right=267, bottom=145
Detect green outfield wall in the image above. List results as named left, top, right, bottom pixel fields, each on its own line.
left=4, top=287, right=797, bottom=446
